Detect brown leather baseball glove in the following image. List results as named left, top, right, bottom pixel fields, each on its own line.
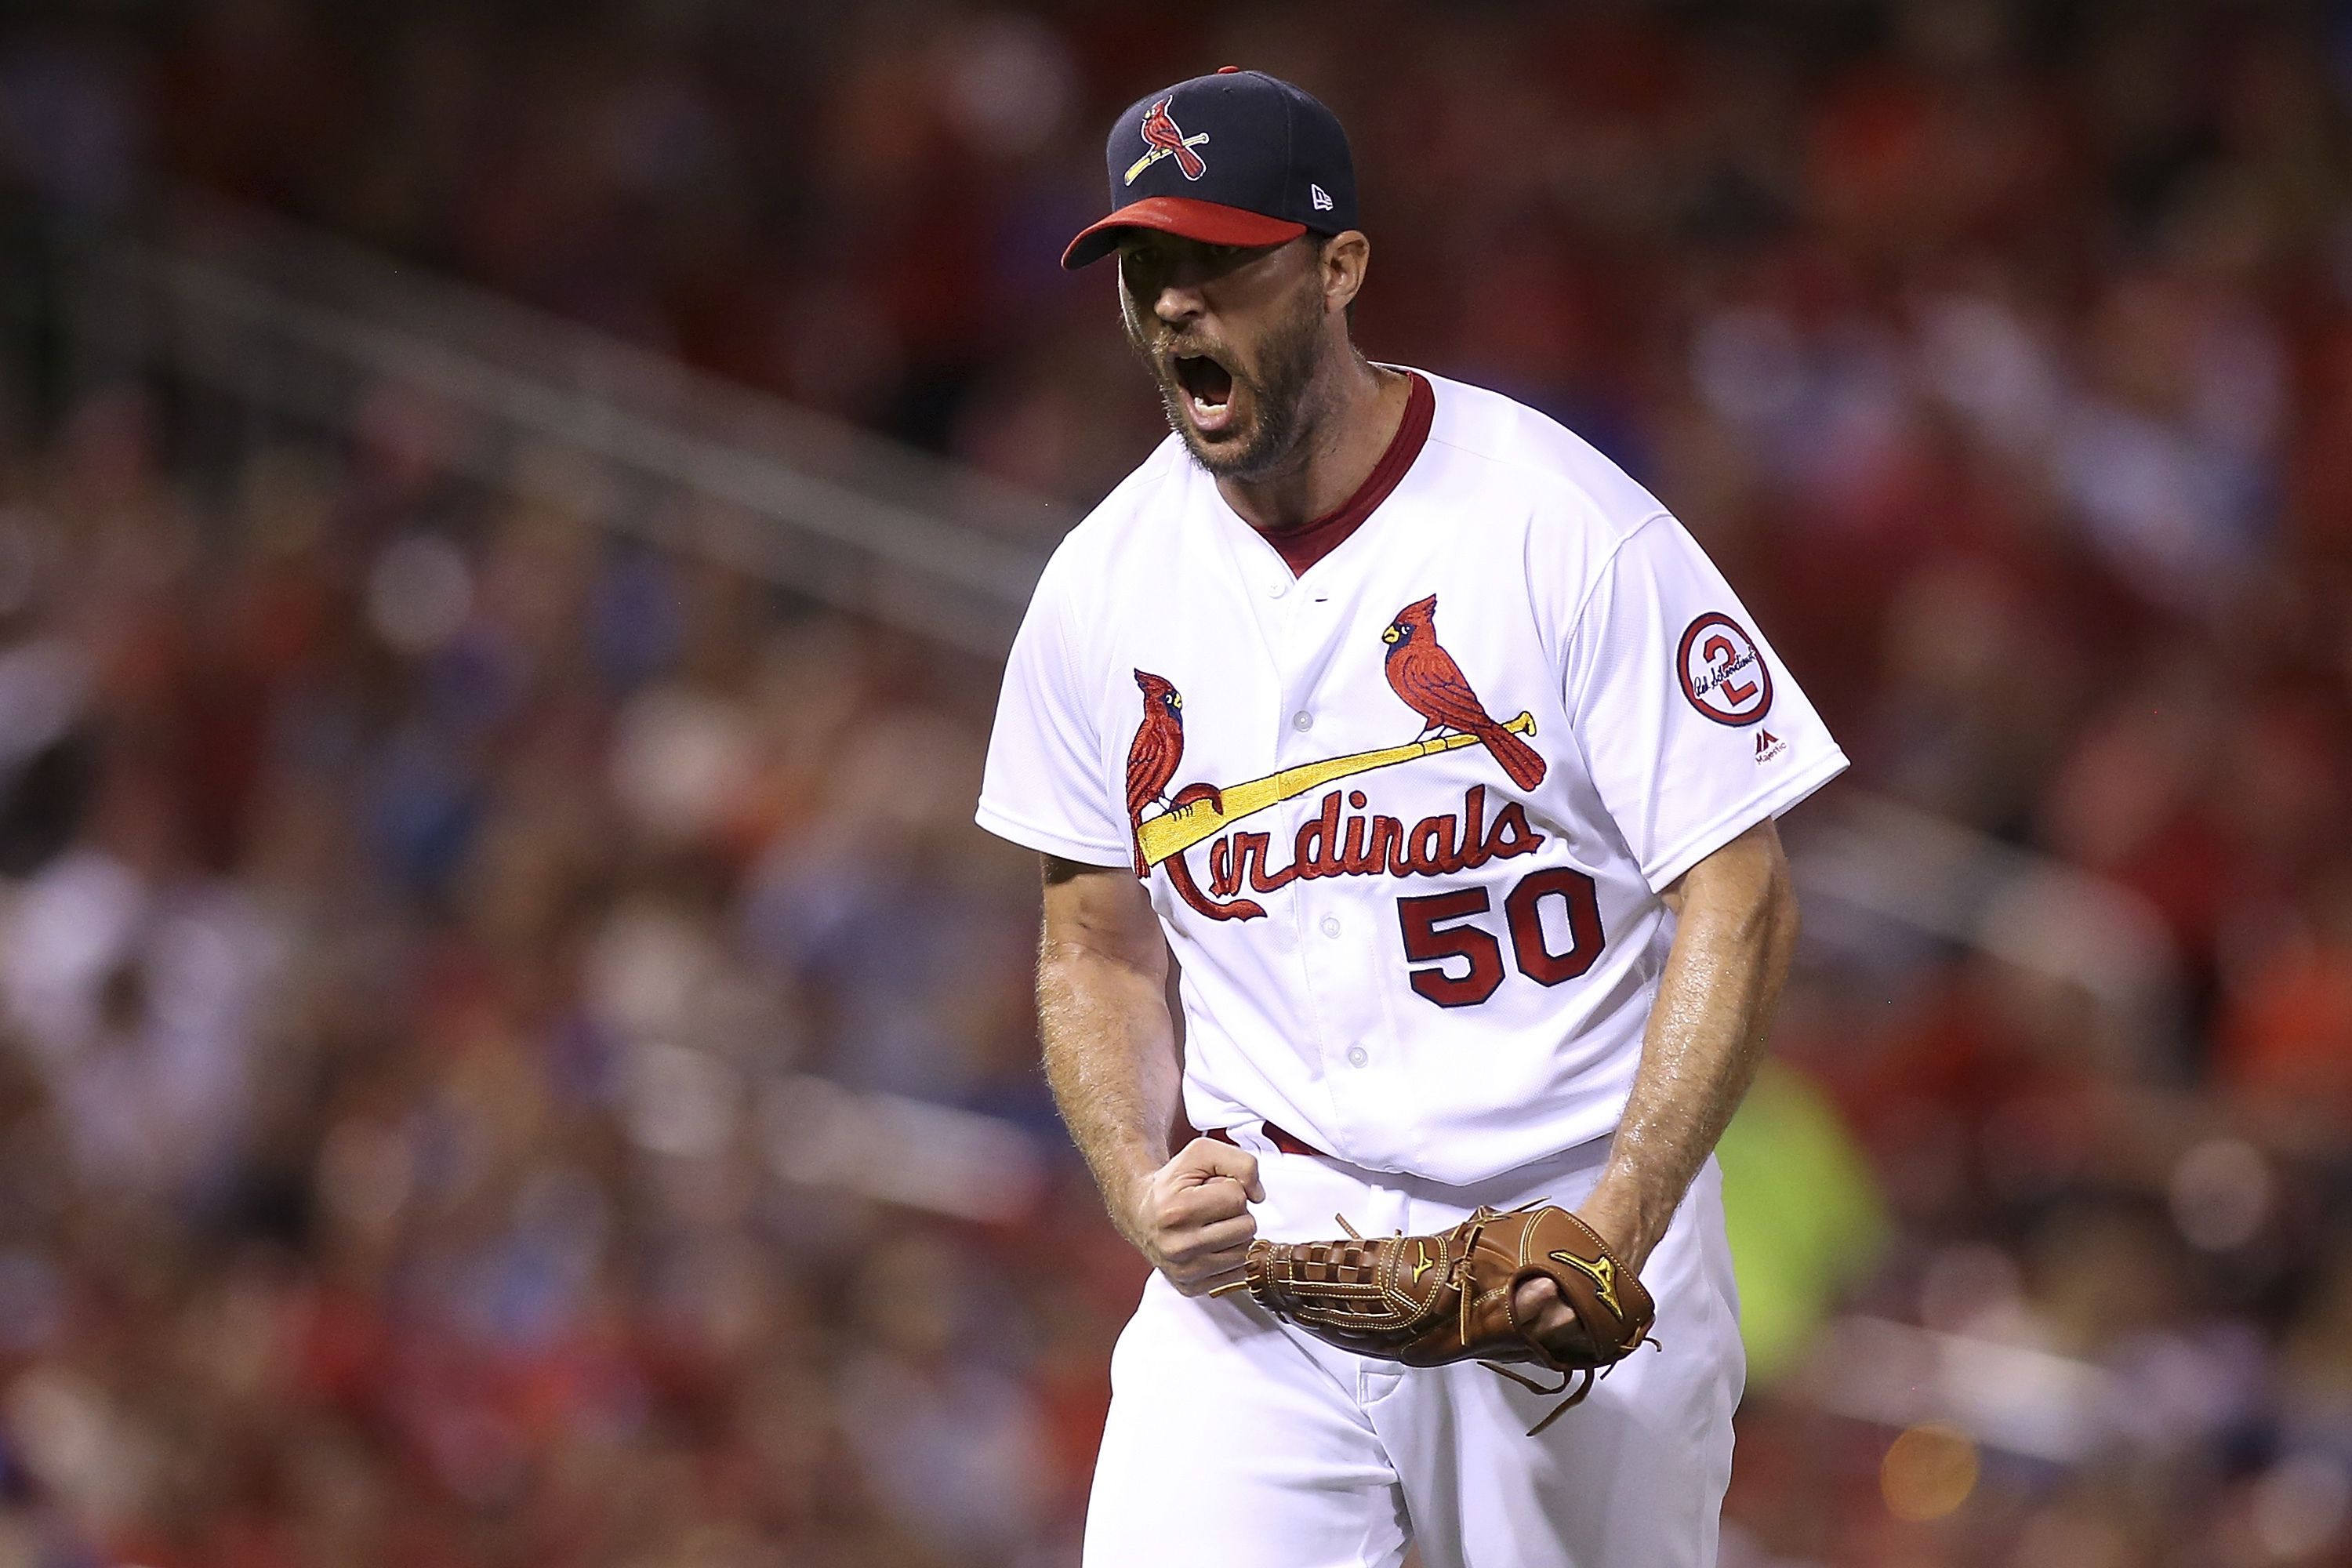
left=1219, top=1203, right=1656, bottom=1433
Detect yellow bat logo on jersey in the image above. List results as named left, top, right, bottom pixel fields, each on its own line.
left=1133, top=713, right=1537, bottom=869
left=1548, top=1250, right=1623, bottom=1319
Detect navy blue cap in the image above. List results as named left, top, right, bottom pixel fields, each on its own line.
left=1062, top=67, right=1358, bottom=270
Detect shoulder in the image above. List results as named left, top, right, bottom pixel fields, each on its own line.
left=1015, top=435, right=1194, bottom=669
left=1033, top=434, right=1195, bottom=592
left=1415, top=371, right=1668, bottom=546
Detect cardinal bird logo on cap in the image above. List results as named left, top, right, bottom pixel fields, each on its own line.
left=1381, top=596, right=1549, bottom=792
left=1128, top=96, right=1210, bottom=184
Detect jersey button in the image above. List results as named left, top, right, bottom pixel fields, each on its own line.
left=1346, top=1047, right=1369, bottom=1067
left=1291, top=711, right=1313, bottom=732
left=1268, top=578, right=1290, bottom=598
left=1320, top=914, right=1341, bottom=938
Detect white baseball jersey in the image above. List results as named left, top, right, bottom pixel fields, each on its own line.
left=978, top=368, right=1846, bottom=1187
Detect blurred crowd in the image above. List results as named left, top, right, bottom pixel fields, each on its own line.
left=0, top=1, right=2347, bottom=1565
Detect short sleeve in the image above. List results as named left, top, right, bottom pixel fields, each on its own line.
left=976, top=561, right=1131, bottom=866
left=1564, top=514, right=1848, bottom=891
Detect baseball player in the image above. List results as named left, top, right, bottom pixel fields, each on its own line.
left=977, top=68, right=1846, bottom=1567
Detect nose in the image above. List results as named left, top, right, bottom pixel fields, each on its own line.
left=1154, top=281, right=1204, bottom=328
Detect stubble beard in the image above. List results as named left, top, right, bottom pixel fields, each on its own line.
left=1127, top=281, right=1330, bottom=485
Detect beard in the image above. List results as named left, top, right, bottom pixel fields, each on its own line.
left=1126, top=276, right=1329, bottom=484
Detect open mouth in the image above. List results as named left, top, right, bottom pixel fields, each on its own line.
left=1172, top=351, right=1238, bottom=434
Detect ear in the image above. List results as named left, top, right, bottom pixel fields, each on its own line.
left=1319, top=230, right=1370, bottom=317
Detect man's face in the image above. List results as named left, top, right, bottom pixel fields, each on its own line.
left=1117, top=234, right=1330, bottom=482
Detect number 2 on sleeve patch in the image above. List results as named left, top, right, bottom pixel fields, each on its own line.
left=1677, top=612, right=1773, bottom=726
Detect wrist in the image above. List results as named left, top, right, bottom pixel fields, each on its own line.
left=1101, top=1149, right=1167, bottom=1240
left=1580, top=1174, right=1671, bottom=1270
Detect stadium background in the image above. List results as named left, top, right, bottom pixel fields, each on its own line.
left=0, top=1, right=2348, bottom=1564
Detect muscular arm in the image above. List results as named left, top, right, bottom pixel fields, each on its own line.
left=1584, top=818, right=1798, bottom=1267
left=1038, top=855, right=1262, bottom=1292
left=1038, top=855, right=1182, bottom=1227
left=1513, top=818, right=1796, bottom=1339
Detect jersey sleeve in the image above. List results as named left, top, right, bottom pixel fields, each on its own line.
left=975, top=557, right=1131, bottom=866
left=1563, top=513, right=1848, bottom=891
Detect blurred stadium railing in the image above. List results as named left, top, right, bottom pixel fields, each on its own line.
left=67, top=199, right=1054, bottom=659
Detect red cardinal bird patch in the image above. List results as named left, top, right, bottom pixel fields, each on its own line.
left=1125, top=670, right=1187, bottom=877
left=1126, top=670, right=1232, bottom=890
left=1381, top=595, right=1548, bottom=790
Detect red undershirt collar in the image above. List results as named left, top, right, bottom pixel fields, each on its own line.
left=1261, top=372, right=1434, bottom=578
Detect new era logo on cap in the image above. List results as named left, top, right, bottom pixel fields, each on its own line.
left=1062, top=68, right=1359, bottom=269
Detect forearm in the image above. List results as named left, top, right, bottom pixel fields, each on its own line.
left=1589, top=823, right=1798, bottom=1263
left=1038, top=933, right=1184, bottom=1243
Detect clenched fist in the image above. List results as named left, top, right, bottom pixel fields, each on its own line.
left=1120, top=1137, right=1265, bottom=1296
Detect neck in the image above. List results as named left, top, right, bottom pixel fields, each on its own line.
left=1217, top=351, right=1410, bottom=533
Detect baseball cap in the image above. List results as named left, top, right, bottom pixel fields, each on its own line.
left=1062, top=67, right=1358, bottom=270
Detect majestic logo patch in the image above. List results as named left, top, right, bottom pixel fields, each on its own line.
left=1754, top=728, right=1785, bottom=764
left=1678, top=612, right=1773, bottom=727
left=1127, top=595, right=1550, bottom=921
left=1125, top=96, right=1210, bottom=184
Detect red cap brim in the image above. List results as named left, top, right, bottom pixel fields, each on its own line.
left=1061, top=197, right=1309, bottom=270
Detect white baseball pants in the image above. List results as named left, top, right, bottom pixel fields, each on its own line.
left=1082, top=1132, right=1744, bottom=1568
